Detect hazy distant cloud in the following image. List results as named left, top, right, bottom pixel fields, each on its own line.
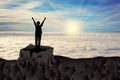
left=0, top=22, right=17, bottom=26
left=0, top=26, right=18, bottom=31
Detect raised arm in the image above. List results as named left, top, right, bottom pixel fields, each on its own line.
left=32, top=17, right=36, bottom=26
left=40, top=17, right=46, bottom=27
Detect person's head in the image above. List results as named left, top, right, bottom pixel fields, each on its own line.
left=37, top=21, right=40, bottom=25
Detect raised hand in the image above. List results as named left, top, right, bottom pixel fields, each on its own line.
left=44, top=17, right=46, bottom=20
left=32, top=17, right=34, bottom=20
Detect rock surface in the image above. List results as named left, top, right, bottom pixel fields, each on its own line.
left=0, top=44, right=120, bottom=80
left=19, top=44, right=55, bottom=67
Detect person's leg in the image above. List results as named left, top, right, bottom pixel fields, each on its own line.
left=37, top=36, right=39, bottom=48
left=35, top=35, right=37, bottom=48
left=38, top=34, right=41, bottom=49
left=38, top=37, right=40, bottom=49
left=40, top=34, right=42, bottom=46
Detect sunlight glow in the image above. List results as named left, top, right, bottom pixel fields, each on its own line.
left=65, top=20, right=83, bottom=36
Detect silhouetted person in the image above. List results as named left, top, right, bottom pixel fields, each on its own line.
left=32, top=17, right=46, bottom=49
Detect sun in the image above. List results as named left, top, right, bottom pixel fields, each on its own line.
left=64, top=20, right=83, bottom=36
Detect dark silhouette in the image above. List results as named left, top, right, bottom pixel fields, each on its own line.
left=32, top=17, right=46, bottom=49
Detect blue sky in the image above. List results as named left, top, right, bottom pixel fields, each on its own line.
left=0, top=0, right=120, bottom=32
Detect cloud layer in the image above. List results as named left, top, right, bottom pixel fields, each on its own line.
left=0, top=32, right=120, bottom=60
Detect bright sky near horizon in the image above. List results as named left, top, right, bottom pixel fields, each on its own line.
left=0, top=0, right=120, bottom=33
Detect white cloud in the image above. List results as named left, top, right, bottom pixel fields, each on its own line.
left=0, top=0, right=22, bottom=8
left=0, top=32, right=120, bottom=60
left=16, top=1, right=42, bottom=10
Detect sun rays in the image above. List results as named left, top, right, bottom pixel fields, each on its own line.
left=64, top=20, right=84, bottom=35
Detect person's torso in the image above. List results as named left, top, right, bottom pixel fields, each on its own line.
left=35, top=25, right=42, bottom=34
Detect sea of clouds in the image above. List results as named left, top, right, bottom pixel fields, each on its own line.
left=0, top=32, right=120, bottom=60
